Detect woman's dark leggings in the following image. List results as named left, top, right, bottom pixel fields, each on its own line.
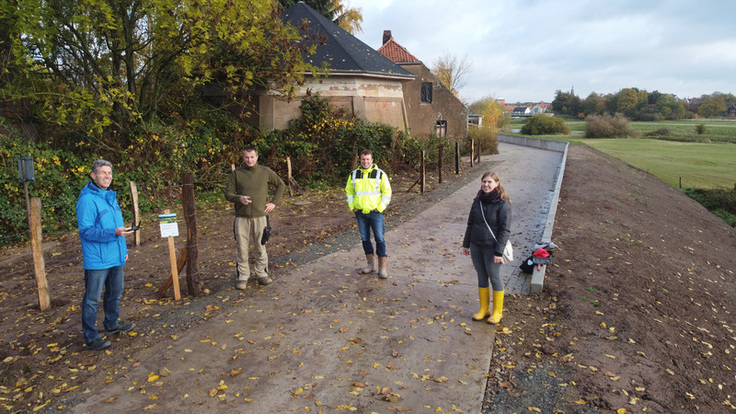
left=469, top=243, right=504, bottom=291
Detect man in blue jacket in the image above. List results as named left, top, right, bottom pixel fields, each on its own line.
left=76, top=159, right=136, bottom=350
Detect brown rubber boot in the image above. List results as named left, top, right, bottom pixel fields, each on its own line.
left=378, top=256, right=388, bottom=279
left=360, top=254, right=376, bottom=274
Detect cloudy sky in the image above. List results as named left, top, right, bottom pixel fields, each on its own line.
left=347, top=0, right=736, bottom=104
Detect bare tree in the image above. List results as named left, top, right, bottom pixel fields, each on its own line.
left=431, top=52, right=472, bottom=97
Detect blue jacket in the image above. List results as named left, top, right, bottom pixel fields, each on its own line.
left=76, top=181, right=128, bottom=270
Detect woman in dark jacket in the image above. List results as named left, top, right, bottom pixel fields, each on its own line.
left=462, top=171, right=512, bottom=324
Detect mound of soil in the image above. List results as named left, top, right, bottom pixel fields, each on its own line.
left=485, top=145, right=736, bottom=413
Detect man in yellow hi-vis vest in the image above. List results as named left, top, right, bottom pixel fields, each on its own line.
left=345, top=149, right=392, bottom=278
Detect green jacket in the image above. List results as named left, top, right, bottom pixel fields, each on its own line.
left=225, top=165, right=286, bottom=218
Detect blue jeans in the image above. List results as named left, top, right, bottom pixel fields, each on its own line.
left=469, top=243, right=504, bottom=291
left=82, top=266, right=124, bottom=343
left=355, top=211, right=386, bottom=257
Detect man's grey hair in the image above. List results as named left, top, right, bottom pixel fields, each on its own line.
left=91, top=159, right=113, bottom=174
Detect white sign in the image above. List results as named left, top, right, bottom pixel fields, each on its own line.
left=158, top=213, right=179, bottom=238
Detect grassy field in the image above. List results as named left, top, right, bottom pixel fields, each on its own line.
left=565, top=118, right=736, bottom=143
left=580, top=139, right=736, bottom=189
left=506, top=118, right=736, bottom=189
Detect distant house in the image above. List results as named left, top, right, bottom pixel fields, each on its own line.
left=496, top=99, right=515, bottom=114
left=467, top=113, right=482, bottom=128
left=511, top=106, right=531, bottom=117
left=229, top=2, right=416, bottom=131
left=728, top=103, right=736, bottom=116
left=377, top=30, right=468, bottom=139
left=531, top=101, right=551, bottom=115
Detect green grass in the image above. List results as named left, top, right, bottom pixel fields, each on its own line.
left=583, top=139, right=736, bottom=189
left=507, top=118, right=736, bottom=190
left=629, top=119, right=736, bottom=143
left=512, top=118, right=736, bottom=143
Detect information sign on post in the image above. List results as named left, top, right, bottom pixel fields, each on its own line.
left=159, top=212, right=181, bottom=300
left=159, top=213, right=179, bottom=237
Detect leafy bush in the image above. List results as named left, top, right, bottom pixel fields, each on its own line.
left=1, top=123, right=93, bottom=245
left=684, top=187, right=736, bottom=228
left=407, top=134, right=457, bottom=171
left=464, top=127, right=499, bottom=156
left=696, top=123, right=707, bottom=135
left=1, top=111, right=256, bottom=246
left=645, top=128, right=670, bottom=137
left=520, top=115, right=571, bottom=135
left=585, top=113, right=639, bottom=138
left=254, top=95, right=431, bottom=185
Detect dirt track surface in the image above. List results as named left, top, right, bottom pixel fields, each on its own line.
left=1, top=143, right=735, bottom=413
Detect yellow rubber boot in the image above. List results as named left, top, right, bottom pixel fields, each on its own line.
left=488, top=290, right=505, bottom=324
left=472, top=287, right=491, bottom=321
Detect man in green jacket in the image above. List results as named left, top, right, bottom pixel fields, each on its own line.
left=226, top=145, right=286, bottom=289
left=345, top=149, right=392, bottom=278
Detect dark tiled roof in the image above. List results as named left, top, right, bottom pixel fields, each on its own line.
left=377, top=38, right=421, bottom=64
left=282, top=2, right=413, bottom=78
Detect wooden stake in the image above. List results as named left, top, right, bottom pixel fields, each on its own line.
left=156, top=248, right=188, bottom=299
left=455, top=142, right=460, bottom=174
left=167, top=237, right=181, bottom=300
left=287, top=156, right=294, bottom=196
left=470, top=140, right=475, bottom=167
left=163, top=209, right=181, bottom=300
left=130, top=181, right=141, bottom=246
left=420, top=150, right=425, bottom=194
left=286, top=156, right=301, bottom=195
left=438, top=145, right=444, bottom=184
left=30, top=197, right=50, bottom=311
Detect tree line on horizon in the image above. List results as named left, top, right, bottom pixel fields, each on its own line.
left=551, top=88, right=736, bottom=120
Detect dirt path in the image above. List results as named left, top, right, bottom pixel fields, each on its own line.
left=62, top=143, right=562, bottom=413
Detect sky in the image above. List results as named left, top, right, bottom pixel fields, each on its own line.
left=347, top=0, right=736, bottom=104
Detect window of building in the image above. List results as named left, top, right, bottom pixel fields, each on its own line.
left=435, top=120, right=447, bottom=138
left=421, top=83, right=433, bottom=103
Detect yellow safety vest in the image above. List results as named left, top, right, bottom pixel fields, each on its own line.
left=345, top=165, right=392, bottom=213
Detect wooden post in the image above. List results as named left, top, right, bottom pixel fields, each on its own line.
left=455, top=142, right=460, bottom=174
left=470, top=140, right=475, bottom=167
left=168, top=238, right=181, bottom=300
left=130, top=181, right=141, bottom=246
left=438, top=145, right=444, bottom=184
left=182, top=173, right=200, bottom=296
left=24, top=182, right=31, bottom=232
left=163, top=209, right=181, bottom=300
left=420, top=150, right=426, bottom=194
left=30, top=197, right=50, bottom=311
left=286, top=156, right=301, bottom=195
left=287, top=156, right=294, bottom=196
left=156, top=248, right=188, bottom=299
